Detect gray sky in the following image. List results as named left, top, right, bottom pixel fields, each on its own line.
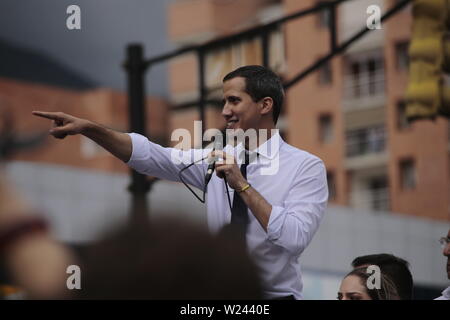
left=0, top=0, right=174, bottom=96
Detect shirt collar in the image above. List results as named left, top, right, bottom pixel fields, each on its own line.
left=232, top=129, right=283, bottom=161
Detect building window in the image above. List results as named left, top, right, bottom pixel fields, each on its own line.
left=400, top=159, right=416, bottom=190
left=349, top=174, right=390, bottom=211
left=367, top=58, right=378, bottom=95
left=397, top=100, right=411, bottom=130
left=368, top=176, right=389, bottom=211
left=319, top=114, right=333, bottom=143
left=395, top=41, right=410, bottom=71
left=327, top=171, right=337, bottom=201
left=346, top=125, right=386, bottom=157
left=205, top=28, right=285, bottom=90
left=349, top=61, right=361, bottom=98
left=318, top=61, right=333, bottom=85
left=344, top=50, right=385, bottom=100
left=316, top=1, right=332, bottom=28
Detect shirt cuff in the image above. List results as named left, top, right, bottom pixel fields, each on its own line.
left=125, top=132, right=147, bottom=165
left=266, top=205, right=288, bottom=241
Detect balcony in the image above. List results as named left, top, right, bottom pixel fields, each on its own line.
left=343, top=71, right=386, bottom=110
left=345, top=125, right=388, bottom=170
left=346, top=126, right=386, bottom=157
left=342, top=48, right=385, bottom=110
left=349, top=187, right=390, bottom=212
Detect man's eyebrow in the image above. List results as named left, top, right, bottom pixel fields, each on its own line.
left=225, top=95, right=241, bottom=101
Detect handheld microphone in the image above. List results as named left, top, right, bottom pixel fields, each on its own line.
left=204, top=161, right=215, bottom=186
left=204, top=136, right=224, bottom=186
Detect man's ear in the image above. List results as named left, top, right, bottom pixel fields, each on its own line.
left=260, top=97, right=274, bottom=116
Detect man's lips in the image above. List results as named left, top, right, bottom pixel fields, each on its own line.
left=226, top=119, right=238, bottom=128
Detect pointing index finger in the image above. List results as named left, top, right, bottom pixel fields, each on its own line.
left=211, top=150, right=226, bottom=161
left=32, top=111, right=60, bottom=120
left=211, top=150, right=235, bottom=165
left=211, top=150, right=226, bottom=157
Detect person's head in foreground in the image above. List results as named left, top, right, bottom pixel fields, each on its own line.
left=222, top=65, right=284, bottom=132
left=351, top=253, right=413, bottom=300
left=441, top=229, right=450, bottom=280
left=434, top=229, right=450, bottom=300
left=76, top=216, right=262, bottom=299
left=338, top=267, right=400, bottom=300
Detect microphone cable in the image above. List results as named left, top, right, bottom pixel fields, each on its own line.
left=178, top=155, right=233, bottom=213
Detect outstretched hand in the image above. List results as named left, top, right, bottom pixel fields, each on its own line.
left=32, top=111, right=89, bottom=139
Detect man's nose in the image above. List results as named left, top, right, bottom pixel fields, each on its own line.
left=222, top=103, right=232, bottom=117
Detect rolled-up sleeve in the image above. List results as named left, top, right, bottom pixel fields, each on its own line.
left=126, top=133, right=207, bottom=190
left=266, top=158, right=328, bottom=255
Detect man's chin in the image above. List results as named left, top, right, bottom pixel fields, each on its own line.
left=226, top=126, right=247, bottom=134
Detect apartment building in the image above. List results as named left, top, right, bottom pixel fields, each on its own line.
left=0, top=79, right=168, bottom=174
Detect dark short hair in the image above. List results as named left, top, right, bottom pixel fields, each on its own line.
left=223, top=65, right=284, bottom=124
left=351, top=253, right=413, bottom=300
left=344, top=267, right=400, bottom=300
left=76, top=216, right=262, bottom=299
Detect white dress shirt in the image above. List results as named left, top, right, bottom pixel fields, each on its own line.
left=126, top=131, right=328, bottom=299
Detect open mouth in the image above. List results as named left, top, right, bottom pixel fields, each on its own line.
left=226, top=119, right=238, bottom=128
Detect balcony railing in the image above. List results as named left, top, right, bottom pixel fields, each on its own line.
left=346, top=126, right=386, bottom=157
left=343, top=71, right=385, bottom=108
left=350, top=187, right=390, bottom=212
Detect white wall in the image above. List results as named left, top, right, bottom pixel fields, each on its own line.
left=5, top=161, right=206, bottom=243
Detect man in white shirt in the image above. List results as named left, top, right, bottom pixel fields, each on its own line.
left=435, top=229, right=450, bottom=300
left=32, top=65, right=328, bottom=299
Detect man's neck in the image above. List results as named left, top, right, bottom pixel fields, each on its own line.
left=244, top=126, right=276, bottom=151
